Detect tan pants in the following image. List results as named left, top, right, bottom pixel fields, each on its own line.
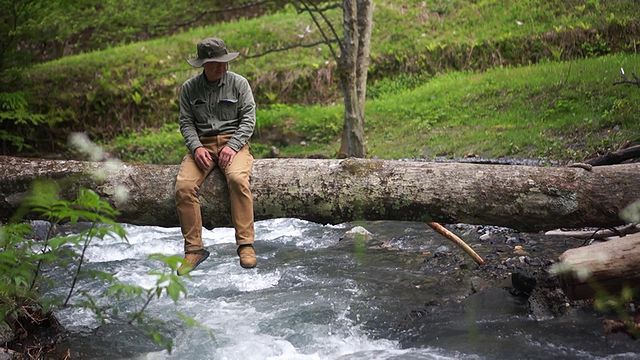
left=175, top=134, right=254, bottom=253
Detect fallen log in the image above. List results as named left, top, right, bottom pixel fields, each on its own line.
left=0, top=155, right=639, bottom=232
left=555, top=233, right=640, bottom=300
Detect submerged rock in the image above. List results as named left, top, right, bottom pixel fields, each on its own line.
left=29, top=220, right=54, bottom=241
left=342, top=226, right=373, bottom=241
left=433, top=245, right=451, bottom=257
left=527, top=279, right=572, bottom=320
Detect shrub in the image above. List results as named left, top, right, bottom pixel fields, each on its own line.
left=0, top=180, right=204, bottom=353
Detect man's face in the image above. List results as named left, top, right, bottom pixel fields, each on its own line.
left=203, top=61, right=227, bottom=81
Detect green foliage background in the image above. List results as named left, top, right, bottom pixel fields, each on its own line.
left=0, top=0, right=639, bottom=161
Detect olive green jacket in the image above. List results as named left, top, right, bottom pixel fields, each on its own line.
left=178, top=71, right=256, bottom=154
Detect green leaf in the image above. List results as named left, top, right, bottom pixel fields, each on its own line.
left=48, top=236, right=72, bottom=250
left=166, top=280, right=184, bottom=302
left=148, top=254, right=183, bottom=270
left=107, top=283, right=144, bottom=299
left=621, top=200, right=640, bottom=224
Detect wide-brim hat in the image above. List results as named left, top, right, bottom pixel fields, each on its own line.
left=187, top=37, right=239, bottom=67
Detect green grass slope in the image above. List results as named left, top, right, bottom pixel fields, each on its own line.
left=366, top=54, right=640, bottom=160
left=1, top=0, right=639, bottom=161
left=111, top=53, right=640, bottom=163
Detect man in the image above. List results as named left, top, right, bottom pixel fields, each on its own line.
left=175, top=37, right=257, bottom=276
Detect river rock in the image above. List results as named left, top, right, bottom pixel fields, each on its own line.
left=470, top=276, right=490, bottom=293
left=342, top=226, right=373, bottom=241
left=511, top=271, right=537, bottom=296
left=0, top=322, right=14, bottom=344
left=513, top=245, right=529, bottom=256
left=0, top=348, right=18, bottom=360
left=528, top=285, right=571, bottom=321
left=267, top=146, right=280, bottom=158
left=505, top=235, right=523, bottom=244
left=30, top=220, right=54, bottom=241
left=434, top=245, right=451, bottom=257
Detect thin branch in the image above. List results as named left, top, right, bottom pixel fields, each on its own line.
left=64, top=222, right=96, bottom=307
left=313, top=2, right=342, bottom=12
left=245, top=39, right=337, bottom=59
left=614, top=79, right=640, bottom=87
left=306, top=0, right=343, bottom=51
left=614, top=68, right=640, bottom=87
left=155, top=1, right=275, bottom=32
left=29, top=221, right=56, bottom=291
left=296, top=2, right=342, bottom=13
left=148, top=0, right=276, bottom=33
left=128, top=288, right=155, bottom=325
left=298, top=0, right=339, bottom=62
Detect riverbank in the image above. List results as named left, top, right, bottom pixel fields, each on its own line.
left=348, top=222, right=640, bottom=357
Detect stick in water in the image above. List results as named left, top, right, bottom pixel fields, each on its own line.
left=427, top=222, right=485, bottom=265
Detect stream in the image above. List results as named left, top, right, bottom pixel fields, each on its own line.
left=49, top=219, right=640, bottom=359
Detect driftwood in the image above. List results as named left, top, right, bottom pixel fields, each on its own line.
left=614, top=68, right=640, bottom=88
left=585, top=144, right=640, bottom=166
left=427, top=222, right=484, bottom=265
left=555, top=233, right=640, bottom=300
left=545, top=224, right=640, bottom=240
left=0, top=155, right=639, bottom=232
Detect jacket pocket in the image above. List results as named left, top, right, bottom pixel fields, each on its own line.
left=218, top=98, right=238, bottom=121
left=190, top=98, right=209, bottom=123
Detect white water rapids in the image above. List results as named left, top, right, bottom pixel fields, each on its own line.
left=48, top=219, right=640, bottom=359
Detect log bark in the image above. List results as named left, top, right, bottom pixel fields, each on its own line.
left=556, top=233, right=640, bottom=300
left=0, top=155, right=639, bottom=232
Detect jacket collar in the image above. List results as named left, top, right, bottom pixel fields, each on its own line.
left=200, top=71, right=227, bottom=88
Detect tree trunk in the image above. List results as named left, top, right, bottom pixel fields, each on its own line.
left=1, top=156, right=638, bottom=232
left=355, top=0, right=373, bottom=116
left=556, top=233, right=640, bottom=300
left=337, top=0, right=368, bottom=158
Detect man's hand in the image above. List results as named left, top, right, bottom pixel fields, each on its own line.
left=194, top=147, right=213, bottom=171
left=218, top=146, right=237, bottom=169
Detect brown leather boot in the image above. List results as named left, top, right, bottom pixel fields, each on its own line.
left=237, top=245, right=257, bottom=269
left=177, top=249, right=210, bottom=276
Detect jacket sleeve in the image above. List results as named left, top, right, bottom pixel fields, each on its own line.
left=178, top=85, right=203, bottom=154
left=226, top=77, right=256, bottom=152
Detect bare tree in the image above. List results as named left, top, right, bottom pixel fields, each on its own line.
left=296, top=0, right=373, bottom=158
